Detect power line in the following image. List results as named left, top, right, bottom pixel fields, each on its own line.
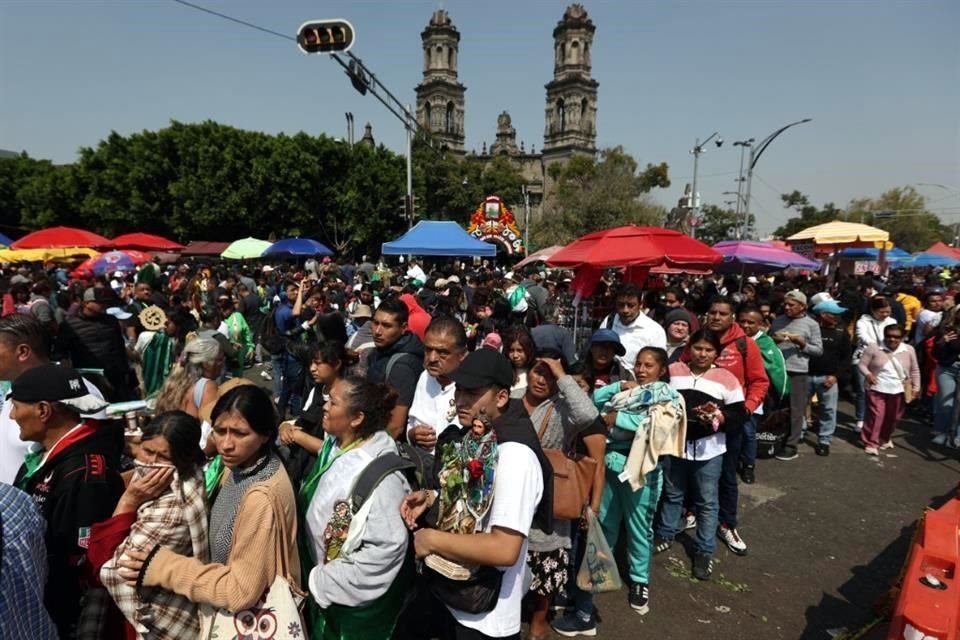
left=170, top=0, right=294, bottom=41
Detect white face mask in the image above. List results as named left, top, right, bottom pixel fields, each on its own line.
left=132, top=460, right=176, bottom=479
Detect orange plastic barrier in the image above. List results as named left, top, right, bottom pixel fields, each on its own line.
left=888, top=493, right=960, bottom=639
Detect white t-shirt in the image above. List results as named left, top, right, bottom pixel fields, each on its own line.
left=915, top=309, right=942, bottom=345
left=0, top=376, right=106, bottom=485
left=406, top=372, right=457, bottom=455
left=603, top=312, right=667, bottom=370
left=448, top=442, right=544, bottom=638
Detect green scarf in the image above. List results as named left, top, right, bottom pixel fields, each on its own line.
left=141, top=332, right=174, bottom=396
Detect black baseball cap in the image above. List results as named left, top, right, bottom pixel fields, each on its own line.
left=451, top=349, right=514, bottom=391
left=11, top=364, right=107, bottom=413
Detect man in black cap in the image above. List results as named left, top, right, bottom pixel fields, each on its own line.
left=12, top=364, right=124, bottom=639
left=56, top=286, right=139, bottom=400
left=401, top=349, right=552, bottom=640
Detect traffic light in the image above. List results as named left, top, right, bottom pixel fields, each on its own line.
left=296, top=19, right=355, bottom=54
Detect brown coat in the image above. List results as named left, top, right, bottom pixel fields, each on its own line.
left=143, top=466, right=301, bottom=612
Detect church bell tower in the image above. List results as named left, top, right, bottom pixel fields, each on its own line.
left=415, top=10, right=467, bottom=155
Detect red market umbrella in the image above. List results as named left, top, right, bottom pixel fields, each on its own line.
left=514, top=245, right=565, bottom=271
left=548, top=226, right=721, bottom=270
left=109, top=232, right=185, bottom=251
left=12, top=226, right=111, bottom=250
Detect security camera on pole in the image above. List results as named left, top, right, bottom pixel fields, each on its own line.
left=688, top=132, right=722, bottom=239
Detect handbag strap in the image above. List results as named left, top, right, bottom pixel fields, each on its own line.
left=537, top=404, right=555, bottom=442
left=885, top=350, right=908, bottom=383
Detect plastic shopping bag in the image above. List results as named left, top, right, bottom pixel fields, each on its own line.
left=576, top=507, right=623, bottom=593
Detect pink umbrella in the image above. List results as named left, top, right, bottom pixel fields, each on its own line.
left=514, top=245, right=564, bottom=270
left=712, top=240, right=820, bottom=273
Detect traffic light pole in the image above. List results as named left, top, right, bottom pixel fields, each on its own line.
left=406, top=104, right=414, bottom=229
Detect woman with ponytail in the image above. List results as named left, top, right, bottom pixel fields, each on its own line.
left=300, top=377, right=413, bottom=639
left=153, top=337, right=224, bottom=419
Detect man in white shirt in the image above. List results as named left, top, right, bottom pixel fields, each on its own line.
left=601, top=283, right=667, bottom=370
left=407, top=317, right=468, bottom=455
left=401, top=350, right=550, bottom=640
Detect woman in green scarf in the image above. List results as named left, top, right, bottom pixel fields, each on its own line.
left=299, top=376, right=413, bottom=640
left=216, top=294, right=254, bottom=378
left=137, top=308, right=196, bottom=396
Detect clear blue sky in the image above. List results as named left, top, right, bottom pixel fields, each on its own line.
left=1, top=0, right=957, bottom=235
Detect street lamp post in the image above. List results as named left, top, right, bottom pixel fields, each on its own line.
left=917, top=183, right=960, bottom=247
left=689, top=132, right=723, bottom=239
left=732, top=139, right=754, bottom=238
left=742, top=118, right=812, bottom=239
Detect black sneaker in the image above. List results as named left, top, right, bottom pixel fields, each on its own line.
left=552, top=589, right=572, bottom=612
left=692, top=553, right=713, bottom=580
left=815, top=443, right=830, bottom=457
left=741, top=464, right=755, bottom=484
left=775, top=446, right=798, bottom=461
left=653, top=535, right=672, bottom=555
left=551, top=611, right=597, bottom=637
left=628, top=582, right=650, bottom=615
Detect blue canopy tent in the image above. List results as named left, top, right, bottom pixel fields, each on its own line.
left=0, top=232, right=13, bottom=247
left=892, top=252, right=960, bottom=268
left=382, top=221, right=496, bottom=257
left=838, top=247, right=910, bottom=260
left=262, top=237, right=333, bottom=257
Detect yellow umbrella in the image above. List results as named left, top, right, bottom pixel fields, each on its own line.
left=787, top=221, right=889, bottom=247
left=0, top=247, right=100, bottom=263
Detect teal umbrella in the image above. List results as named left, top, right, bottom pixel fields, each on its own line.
left=221, top=237, right=272, bottom=260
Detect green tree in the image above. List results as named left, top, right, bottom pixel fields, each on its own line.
left=694, top=205, right=755, bottom=245
left=845, top=186, right=948, bottom=252
left=531, top=147, right=669, bottom=247
left=772, top=191, right=844, bottom=239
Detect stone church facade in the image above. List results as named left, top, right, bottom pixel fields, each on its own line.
left=414, top=4, right=599, bottom=222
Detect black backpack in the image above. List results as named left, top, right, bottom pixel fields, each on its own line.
left=260, top=306, right=285, bottom=355
left=350, top=442, right=425, bottom=514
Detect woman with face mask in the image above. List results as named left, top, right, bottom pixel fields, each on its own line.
left=117, top=386, right=301, bottom=627
left=90, top=411, right=208, bottom=639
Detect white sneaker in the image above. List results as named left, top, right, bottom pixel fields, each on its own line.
left=718, top=525, right=747, bottom=556
left=952, top=436, right=960, bottom=449
left=932, top=433, right=948, bottom=446
left=865, top=446, right=879, bottom=456
left=854, top=421, right=864, bottom=433
left=684, top=513, right=697, bottom=530
left=880, top=441, right=895, bottom=450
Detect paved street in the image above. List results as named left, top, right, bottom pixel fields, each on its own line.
left=589, top=404, right=958, bottom=640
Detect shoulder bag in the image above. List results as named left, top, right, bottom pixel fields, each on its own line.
left=537, top=405, right=598, bottom=521
left=886, top=351, right=914, bottom=404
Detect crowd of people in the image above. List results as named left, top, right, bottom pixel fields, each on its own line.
left=0, top=253, right=957, bottom=640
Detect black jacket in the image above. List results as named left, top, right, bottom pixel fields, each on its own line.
left=809, top=326, right=852, bottom=376
left=57, top=312, right=137, bottom=401
left=366, top=332, right=425, bottom=407
left=15, top=421, right=124, bottom=638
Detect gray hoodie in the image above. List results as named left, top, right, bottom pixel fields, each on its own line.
left=769, top=313, right=824, bottom=374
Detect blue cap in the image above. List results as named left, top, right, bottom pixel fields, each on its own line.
left=590, top=329, right=626, bottom=356
left=813, top=300, right=847, bottom=316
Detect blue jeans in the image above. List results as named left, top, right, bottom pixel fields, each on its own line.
left=718, top=422, right=743, bottom=530
left=806, top=375, right=839, bottom=444
left=740, top=414, right=758, bottom=467
left=272, top=352, right=304, bottom=417
left=657, top=455, right=723, bottom=556
left=566, top=521, right=594, bottom=619
left=935, top=364, right=960, bottom=436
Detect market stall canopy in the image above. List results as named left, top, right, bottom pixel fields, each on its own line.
left=547, top=226, right=721, bottom=270
left=84, top=250, right=150, bottom=275
left=262, top=237, right=333, bottom=257
left=182, top=241, right=232, bottom=256
left=893, top=252, right=960, bottom=268
left=0, top=247, right=100, bottom=263
left=109, top=232, right=185, bottom=251
left=712, top=240, right=820, bottom=274
left=221, top=237, right=272, bottom=260
left=786, top=221, right=889, bottom=247
left=924, top=241, right=960, bottom=260
left=382, top=220, right=496, bottom=257
left=11, top=226, right=110, bottom=249
left=513, top=245, right=565, bottom=271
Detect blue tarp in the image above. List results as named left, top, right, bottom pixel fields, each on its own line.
left=0, top=232, right=13, bottom=247
left=382, top=221, right=496, bottom=257
left=262, top=237, right=333, bottom=257
left=892, top=252, right=960, bottom=268
left=838, top=247, right=909, bottom=260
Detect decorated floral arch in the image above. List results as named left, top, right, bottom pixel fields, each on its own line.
left=466, top=196, right=525, bottom=256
